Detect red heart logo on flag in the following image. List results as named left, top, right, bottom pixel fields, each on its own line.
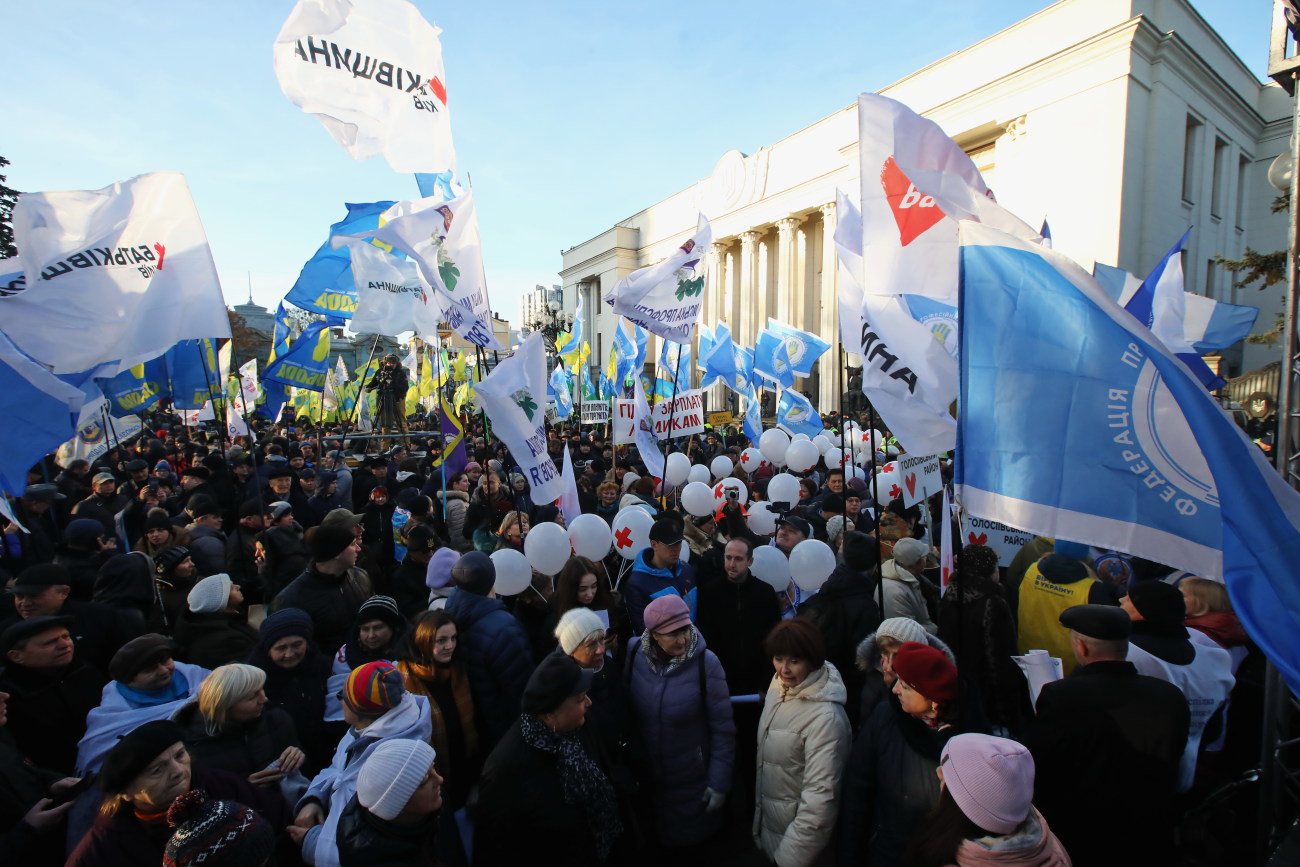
left=880, top=156, right=946, bottom=246
left=968, top=531, right=987, bottom=545
left=904, top=473, right=917, bottom=498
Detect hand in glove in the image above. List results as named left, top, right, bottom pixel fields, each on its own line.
left=702, top=787, right=726, bottom=813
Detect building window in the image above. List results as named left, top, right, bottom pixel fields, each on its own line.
left=1236, top=155, right=1250, bottom=230
left=1182, top=115, right=1203, bottom=204
left=1204, top=259, right=1217, bottom=301
left=1210, top=137, right=1229, bottom=219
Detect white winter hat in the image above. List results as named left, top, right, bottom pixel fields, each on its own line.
left=357, top=738, right=436, bottom=820
left=555, top=608, right=606, bottom=655
left=187, top=573, right=232, bottom=614
left=876, top=616, right=927, bottom=647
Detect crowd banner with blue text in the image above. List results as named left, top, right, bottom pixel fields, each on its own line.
left=287, top=201, right=395, bottom=321
left=0, top=330, right=87, bottom=495
left=775, top=390, right=823, bottom=439
left=348, top=240, right=426, bottom=335
left=274, top=0, right=457, bottom=175
left=765, top=319, right=830, bottom=378
left=263, top=321, right=332, bottom=391
left=957, top=219, right=1300, bottom=696
left=8, top=172, right=231, bottom=375
left=1123, top=229, right=1224, bottom=391
left=605, top=216, right=712, bottom=344
left=753, top=329, right=796, bottom=389
left=333, top=189, right=504, bottom=350
left=476, top=334, right=564, bottom=503
left=99, top=357, right=170, bottom=418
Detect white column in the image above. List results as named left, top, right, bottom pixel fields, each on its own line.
left=819, top=202, right=839, bottom=412
left=739, top=231, right=761, bottom=345
left=776, top=217, right=800, bottom=327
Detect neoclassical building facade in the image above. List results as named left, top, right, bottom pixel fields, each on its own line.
left=559, top=0, right=1288, bottom=414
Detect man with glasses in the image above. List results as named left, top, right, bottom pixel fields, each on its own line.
left=624, top=514, right=698, bottom=634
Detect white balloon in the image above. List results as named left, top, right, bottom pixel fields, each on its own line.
left=739, top=447, right=766, bottom=473
left=767, top=472, right=801, bottom=506
left=681, top=481, right=715, bottom=517
left=751, top=546, right=792, bottom=591
left=791, top=433, right=811, bottom=442
left=622, top=472, right=640, bottom=491
left=759, top=428, right=790, bottom=465
left=568, top=514, right=612, bottom=561
left=664, top=452, right=691, bottom=487
left=844, top=464, right=867, bottom=484
left=823, top=447, right=845, bottom=470
left=868, top=429, right=884, bottom=450
left=812, top=434, right=831, bottom=454
left=747, top=502, right=778, bottom=536
left=490, top=548, right=532, bottom=597
left=712, top=477, right=748, bottom=507
left=709, top=455, right=734, bottom=479
left=825, top=430, right=842, bottom=447
left=790, top=539, right=836, bottom=592
left=687, top=463, right=711, bottom=484
left=785, top=440, right=819, bottom=473
left=679, top=544, right=691, bottom=564
left=875, top=467, right=903, bottom=502
left=524, top=521, right=571, bottom=576
left=611, top=508, right=654, bottom=560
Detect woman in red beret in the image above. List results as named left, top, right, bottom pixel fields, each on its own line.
left=839, top=640, right=976, bottom=867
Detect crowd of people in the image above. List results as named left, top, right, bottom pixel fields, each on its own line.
left=0, top=406, right=1263, bottom=866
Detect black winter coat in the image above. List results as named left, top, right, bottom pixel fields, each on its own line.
left=0, top=659, right=106, bottom=775
left=444, top=588, right=534, bottom=749
left=693, top=572, right=780, bottom=697
left=271, top=564, right=373, bottom=652
left=173, top=701, right=300, bottom=779
left=337, top=794, right=437, bottom=866
left=173, top=610, right=260, bottom=670
left=1028, top=659, right=1190, bottom=867
left=0, top=730, right=65, bottom=866
left=247, top=643, right=341, bottom=775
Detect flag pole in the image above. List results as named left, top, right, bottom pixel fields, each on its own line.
left=348, top=334, right=383, bottom=445
left=663, top=341, right=684, bottom=502
left=838, top=346, right=849, bottom=529
left=866, top=400, right=885, bottom=620
left=436, top=344, right=448, bottom=520
left=474, top=345, right=493, bottom=446
left=195, top=342, right=227, bottom=460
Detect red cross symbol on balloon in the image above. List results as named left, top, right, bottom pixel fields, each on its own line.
left=615, top=527, right=633, bottom=549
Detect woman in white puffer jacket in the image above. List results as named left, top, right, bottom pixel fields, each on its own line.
left=754, top=617, right=852, bottom=867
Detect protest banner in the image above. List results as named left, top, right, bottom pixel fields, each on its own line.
left=612, top=399, right=636, bottom=445
left=898, top=453, right=942, bottom=507
left=581, top=403, right=610, bottom=425
left=958, top=515, right=1036, bottom=567
left=707, top=411, right=733, bottom=427
left=650, top=389, right=704, bottom=439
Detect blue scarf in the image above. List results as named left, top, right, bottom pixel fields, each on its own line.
left=114, top=670, right=190, bottom=707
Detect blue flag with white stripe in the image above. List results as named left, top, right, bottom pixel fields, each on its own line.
left=1093, top=261, right=1257, bottom=354
left=285, top=201, right=395, bottom=323
left=958, top=220, right=1300, bottom=696
left=775, top=390, right=823, bottom=438
left=550, top=364, right=573, bottom=419
left=742, top=387, right=763, bottom=442
left=765, top=319, right=830, bottom=378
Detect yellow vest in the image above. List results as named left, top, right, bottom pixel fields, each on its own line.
left=1017, top=561, right=1094, bottom=675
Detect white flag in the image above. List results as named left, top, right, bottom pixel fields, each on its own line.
left=226, top=402, right=250, bottom=438
left=238, top=359, right=261, bottom=408
left=605, top=215, right=711, bottom=345
left=274, top=0, right=456, bottom=174
left=323, top=356, right=349, bottom=412
left=348, top=241, right=426, bottom=335
left=333, top=189, right=504, bottom=350
left=940, top=486, right=954, bottom=595
left=476, top=334, right=563, bottom=503
left=8, top=172, right=230, bottom=375
left=632, top=375, right=666, bottom=482
left=559, top=445, right=582, bottom=526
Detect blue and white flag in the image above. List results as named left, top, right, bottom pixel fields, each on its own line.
left=775, top=390, right=823, bottom=439
left=703, top=323, right=739, bottom=384
left=1124, top=229, right=1223, bottom=391
left=655, top=341, right=691, bottom=401
left=287, top=201, right=395, bottom=321
left=613, top=318, right=647, bottom=386
left=765, top=319, right=830, bottom=378
left=753, top=328, right=795, bottom=389
left=550, top=363, right=573, bottom=420
left=1093, top=261, right=1259, bottom=354
left=729, top=346, right=755, bottom=396
left=0, top=330, right=86, bottom=495
left=605, top=215, right=711, bottom=344
left=958, top=219, right=1300, bottom=695
left=697, top=325, right=714, bottom=373
left=272, top=303, right=294, bottom=359
left=263, top=320, right=332, bottom=391
left=742, top=387, right=763, bottom=442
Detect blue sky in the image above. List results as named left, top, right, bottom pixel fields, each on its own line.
left=2, top=0, right=1271, bottom=330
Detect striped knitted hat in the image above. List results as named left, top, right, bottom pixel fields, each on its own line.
left=343, top=660, right=405, bottom=716
left=163, top=789, right=275, bottom=867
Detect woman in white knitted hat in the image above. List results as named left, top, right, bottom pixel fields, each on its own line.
left=902, top=733, right=1069, bottom=866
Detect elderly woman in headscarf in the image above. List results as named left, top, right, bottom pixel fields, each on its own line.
left=474, top=654, right=625, bottom=865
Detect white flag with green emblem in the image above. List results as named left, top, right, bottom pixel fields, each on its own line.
left=476, top=333, right=563, bottom=503
left=604, top=215, right=711, bottom=345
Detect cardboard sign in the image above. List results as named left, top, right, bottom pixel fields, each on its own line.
left=959, top=515, right=1036, bottom=566
left=613, top=399, right=637, bottom=445
left=581, top=402, right=610, bottom=424
left=707, top=411, right=734, bottom=427
left=898, top=453, right=942, bottom=507
left=650, top=389, right=705, bottom=439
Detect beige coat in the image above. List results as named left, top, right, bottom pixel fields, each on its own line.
left=753, top=661, right=852, bottom=867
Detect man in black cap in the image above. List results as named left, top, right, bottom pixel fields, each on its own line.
left=119, top=458, right=152, bottom=501
left=773, top=514, right=811, bottom=556
left=183, top=497, right=228, bottom=577
left=176, top=465, right=214, bottom=513
left=625, top=513, right=698, bottom=633
left=262, top=464, right=295, bottom=507
left=0, top=616, right=106, bottom=774
left=445, top=551, right=534, bottom=749
left=366, top=354, right=410, bottom=451
left=475, top=653, right=623, bottom=865
left=1027, top=603, right=1190, bottom=867
left=391, top=524, right=438, bottom=619
left=1121, top=580, right=1235, bottom=793
left=53, top=518, right=112, bottom=600
left=0, top=564, right=138, bottom=672
left=270, top=525, right=371, bottom=651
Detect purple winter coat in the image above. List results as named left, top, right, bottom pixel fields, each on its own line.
left=626, top=628, right=736, bottom=847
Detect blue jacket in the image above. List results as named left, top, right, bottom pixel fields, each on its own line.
left=445, top=587, right=534, bottom=747
left=625, top=548, right=697, bottom=634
